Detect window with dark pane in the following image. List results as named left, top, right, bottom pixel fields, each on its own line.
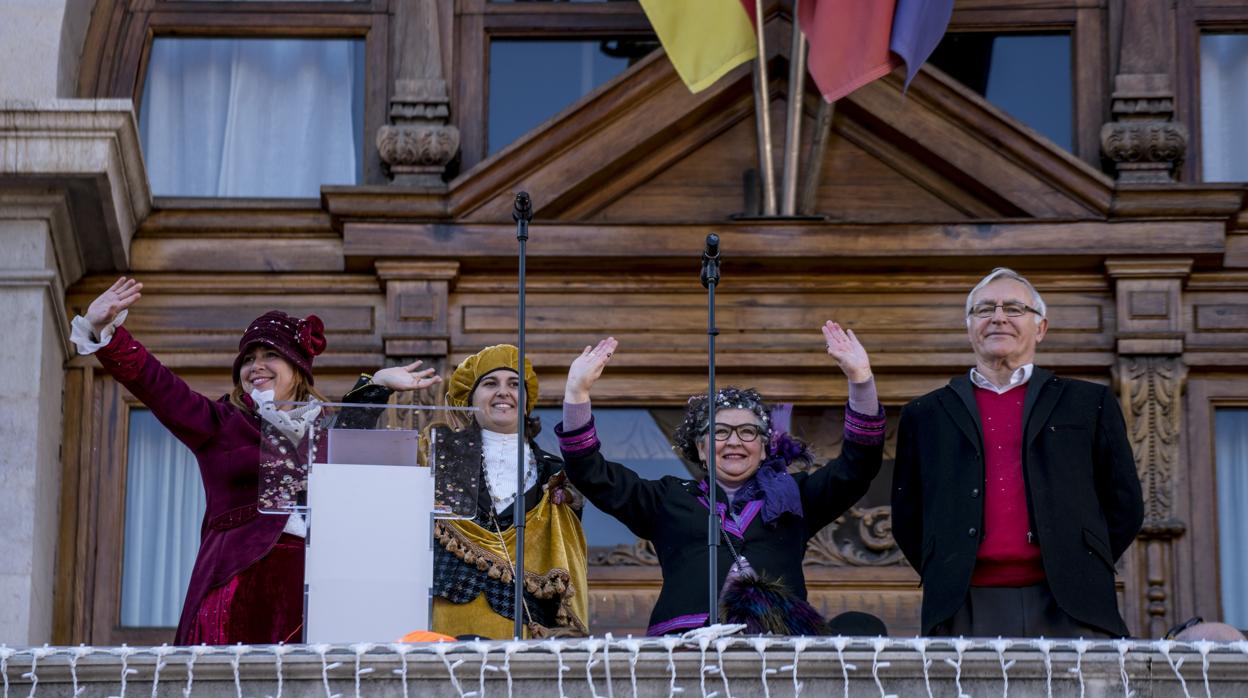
left=1200, top=33, right=1248, bottom=182
left=487, top=38, right=657, bottom=155
left=928, top=33, right=1073, bottom=152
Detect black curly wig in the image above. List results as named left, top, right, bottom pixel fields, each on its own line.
left=672, top=386, right=772, bottom=466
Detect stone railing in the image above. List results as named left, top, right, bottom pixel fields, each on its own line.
left=3, top=633, right=1248, bottom=697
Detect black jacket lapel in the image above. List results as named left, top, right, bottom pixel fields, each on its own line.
left=939, top=374, right=984, bottom=450
left=1024, top=367, right=1064, bottom=445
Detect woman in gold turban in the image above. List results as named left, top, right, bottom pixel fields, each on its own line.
left=429, top=345, right=588, bottom=638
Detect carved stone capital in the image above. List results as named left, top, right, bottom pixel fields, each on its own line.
left=375, top=123, right=461, bottom=186
left=1100, top=121, right=1188, bottom=184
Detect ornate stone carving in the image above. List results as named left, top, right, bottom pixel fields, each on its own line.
left=590, top=540, right=658, bottom=566
left=1099, top=121, right=1188, bottom=183
left=805, top=505, right=906, bottom=567
left=1117, top=354, right=1188, bottom=637
left=376, top=124, right=460, bottom=178
left=1101, top=2, right=1185, bottom=182
left=378, top=0, right=460, bottom=185
left=1118, top=356, right=1187, bottom=528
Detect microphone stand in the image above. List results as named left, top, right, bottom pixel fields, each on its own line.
left=512, top=191, right=533, bottom=639
left=700, top=233, right=721, bottom=624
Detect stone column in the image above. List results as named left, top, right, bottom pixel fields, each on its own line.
left=375, top=0, right=461, bottom=186
left=1106, top=258, right=1192, bottom=638
left=1100, top=0, right=1187, bottom=183
left=0, top=100, right=150, bottom=644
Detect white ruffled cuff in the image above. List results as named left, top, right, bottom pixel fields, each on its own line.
left=70, top=310, right=127, bottom=355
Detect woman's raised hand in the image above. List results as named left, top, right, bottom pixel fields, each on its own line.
left=565, top=337, right=617, bottom=403
left=821, top=321, right=872, bottom=383
left=372, top=360, right=443, bottom=392
left=86, top=277, right=143, bottom=336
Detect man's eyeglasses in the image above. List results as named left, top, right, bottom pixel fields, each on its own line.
left=968, top=301, right=1043, bottom=319
left=710, top=423, right=763, bottom=442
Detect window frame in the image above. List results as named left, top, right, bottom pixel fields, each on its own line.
left=1186, top=377, right=1248, bottom=632
left=79, top=0, right=391, bottom=192
left=944, top=2, right=1107, bottom=167
left=1177, top=2, right=1248, bottom=183
left=455, top=0, right=652, bottom=168
left=56, top=370, right=174, bottom=646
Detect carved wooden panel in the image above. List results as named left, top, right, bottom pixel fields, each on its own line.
left=1177, top=274, right=1248, bottom=367
left=377, top=261, right=459, bottom=357
left=590, top=99, right=975, bottom=223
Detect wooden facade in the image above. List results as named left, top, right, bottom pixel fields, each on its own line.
left=54, top=0, right=1248, bottom=645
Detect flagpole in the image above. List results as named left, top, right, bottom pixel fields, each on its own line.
left=752, top=0, right=776, bottom=216
left=798, top=99, right=835, bottom=215
left=781, top=0, right=806, bottom=216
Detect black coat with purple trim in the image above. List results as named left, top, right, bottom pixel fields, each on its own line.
left=556, top=417, right=884, bottom=635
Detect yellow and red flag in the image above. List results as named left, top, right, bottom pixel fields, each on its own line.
left=639, top=0, right=758, bottom=93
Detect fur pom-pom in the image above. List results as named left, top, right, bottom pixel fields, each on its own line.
left=719, top=573, right=830, bottom=636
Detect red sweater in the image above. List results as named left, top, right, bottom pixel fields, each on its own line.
left=970, top=386, right=1045, bottom=586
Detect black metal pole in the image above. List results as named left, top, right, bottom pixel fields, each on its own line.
left=512, top=191, right=533, bottom=639
left=700, top=233, right=721, bottom=624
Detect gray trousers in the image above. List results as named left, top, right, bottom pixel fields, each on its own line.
left=930, top=582, right=1117, bottom=638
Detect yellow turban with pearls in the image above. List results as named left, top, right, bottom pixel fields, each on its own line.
left=447, top=344, right=539, bottom=415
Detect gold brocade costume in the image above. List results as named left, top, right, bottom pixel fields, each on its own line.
left=432, top=481, right=589, bottom=638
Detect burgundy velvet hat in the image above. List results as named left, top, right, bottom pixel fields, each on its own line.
left=231, top=310, right=327, bottom=385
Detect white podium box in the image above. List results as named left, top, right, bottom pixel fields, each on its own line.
left=305, top=459, right=433, bottom=642
left=257, top=401, right=479, bottom=643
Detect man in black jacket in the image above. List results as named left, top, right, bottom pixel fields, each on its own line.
left=891, top=268, right=1144, bottom=637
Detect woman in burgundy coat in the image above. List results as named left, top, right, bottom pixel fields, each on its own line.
left=72, top=277, right=441, bottom=645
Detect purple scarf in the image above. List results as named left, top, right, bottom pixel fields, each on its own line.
left=731, top=454, right=803, bottom=525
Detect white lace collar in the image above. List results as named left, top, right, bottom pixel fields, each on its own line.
left=480, top=428, right=537, bottom=514
left=251, top=388, right=322, bottom=444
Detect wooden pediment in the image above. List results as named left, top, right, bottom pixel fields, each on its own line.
left=448, top=19, right=1114, bottom=225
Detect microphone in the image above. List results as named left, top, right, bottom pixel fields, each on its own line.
left=702, top=233, right=720, bottom=263
left=700, top=233, right=721, bottom=289
left=513, top=191, right=533, bottom=223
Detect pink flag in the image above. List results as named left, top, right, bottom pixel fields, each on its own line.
left=800, top=0, right=902, bottom=102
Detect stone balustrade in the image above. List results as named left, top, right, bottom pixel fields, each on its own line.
left=3, top=634, right=1248, bottom=697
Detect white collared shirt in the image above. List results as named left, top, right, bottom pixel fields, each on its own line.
left=969, top=364, right=1034, bottom=394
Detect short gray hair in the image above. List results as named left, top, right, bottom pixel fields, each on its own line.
left=965, top=267, right=1046, bottom=323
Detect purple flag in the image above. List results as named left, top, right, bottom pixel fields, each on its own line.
left=889, top=0, right=955, bottom=88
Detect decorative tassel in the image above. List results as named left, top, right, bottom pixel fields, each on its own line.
left=718, top=572, right=830, bottom=636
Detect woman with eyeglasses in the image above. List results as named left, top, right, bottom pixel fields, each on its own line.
left=554, top=322, right=886, bottom=636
